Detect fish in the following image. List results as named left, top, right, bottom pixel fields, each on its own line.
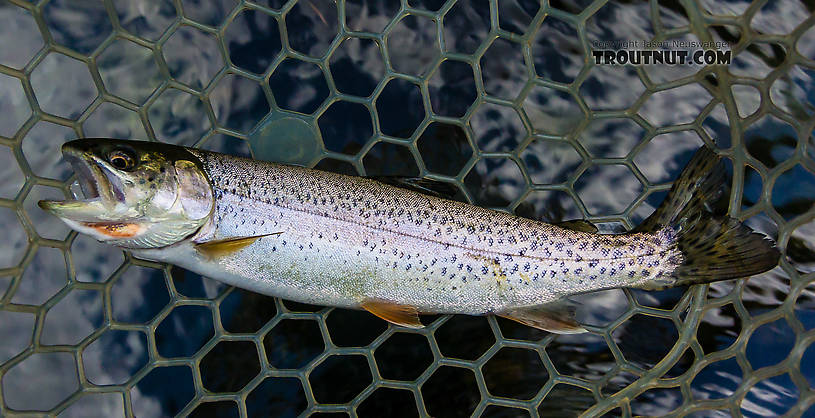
left=39, top=138, right=780, bottom=333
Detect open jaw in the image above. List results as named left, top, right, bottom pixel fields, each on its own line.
left=37, top=150, right=126, bottom=222
left=66, top=152, right=102, bottom=200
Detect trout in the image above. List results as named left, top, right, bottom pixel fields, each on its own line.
left=39, top=139, right=779, bottom=333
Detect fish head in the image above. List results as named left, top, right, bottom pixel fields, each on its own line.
left=38, top=138, right=214, bottom=249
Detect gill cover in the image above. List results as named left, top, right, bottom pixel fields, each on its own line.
left=39, top=138, right=214, bottom=249
left=119, top=157, right=214, bottom=249
left=175, top=159, right=212, bottom=220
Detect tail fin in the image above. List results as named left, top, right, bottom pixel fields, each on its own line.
left=635, top=147, right=780, bottom=290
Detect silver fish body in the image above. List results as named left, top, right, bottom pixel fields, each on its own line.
left=40, top=139, right=780, bottom=331
left=137, top=150, right=680, bottom=314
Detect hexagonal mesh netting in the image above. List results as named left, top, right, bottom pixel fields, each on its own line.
left=0, top=0, right=814, bottom=416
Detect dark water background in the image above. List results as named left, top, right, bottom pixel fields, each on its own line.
left=0, top=0, right=814, bottom=417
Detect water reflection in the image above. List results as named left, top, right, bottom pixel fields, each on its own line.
left=41, top=288, right=104, bottom=345
left=0, top=5, right=42, bottom=69
left=0, top=73, right=31, bottom=138
left=0, top=0, right=812, bottom=416
left=162, top=26, right=224, bottom=90
left=83, top=329, right=149, bottom=385
left=42, top=0, right=111, bottom=55
left=112, top=0, right=175, bottom=41
left=13, top=246, right=67, bottom=306
left=97, top=39, right=163, bottom=105
left=3, top=352, right=79, bottom=411
left=285, top=0, right=338, bottom=58
left=741, top=373, right=800, bottom=416
left=29, top=52, right=97, bottom=120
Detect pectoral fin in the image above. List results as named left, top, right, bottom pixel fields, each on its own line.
left=195, top=232, right=283, bottom=259
left=498, top=300, right=587, bottom=334
left=361, top=299, right=424, bottom=328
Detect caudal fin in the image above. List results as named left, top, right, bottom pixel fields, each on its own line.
left=635, top=147, right=780, bottom=290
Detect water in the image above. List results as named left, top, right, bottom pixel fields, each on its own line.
left=0, top=0, right=813, bottom=417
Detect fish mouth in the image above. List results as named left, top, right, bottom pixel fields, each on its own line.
left=38, top=146, right=126, bottom=221
left=67, top=151, right=103, bottom=200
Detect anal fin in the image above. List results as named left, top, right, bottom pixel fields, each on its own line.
left=195, top=232, right=283, bottom=259
left=361, top=299, right=424, bottom=328
left=498, top=300, right=587, bottom=334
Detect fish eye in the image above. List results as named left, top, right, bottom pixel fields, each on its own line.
left=107, top=149, right=136, bottom=171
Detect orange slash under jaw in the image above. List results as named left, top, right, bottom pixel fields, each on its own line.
left=83, top=222, right=145, bottom=238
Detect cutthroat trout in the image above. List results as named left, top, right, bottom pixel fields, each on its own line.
left=40, top=139, right=780, bottom=333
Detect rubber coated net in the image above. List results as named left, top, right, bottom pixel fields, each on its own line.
left=0, top=0, right=813, bottom=416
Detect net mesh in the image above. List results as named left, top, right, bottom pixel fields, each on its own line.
left=0, top=0, right=813, bottom=416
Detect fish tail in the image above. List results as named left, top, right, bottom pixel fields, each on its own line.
left=635, top=146, right=780, bottom=290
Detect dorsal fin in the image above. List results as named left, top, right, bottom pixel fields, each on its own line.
left=370, top=176, right=460, bottom=200
left=555, top=219, right=598, bottom=233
